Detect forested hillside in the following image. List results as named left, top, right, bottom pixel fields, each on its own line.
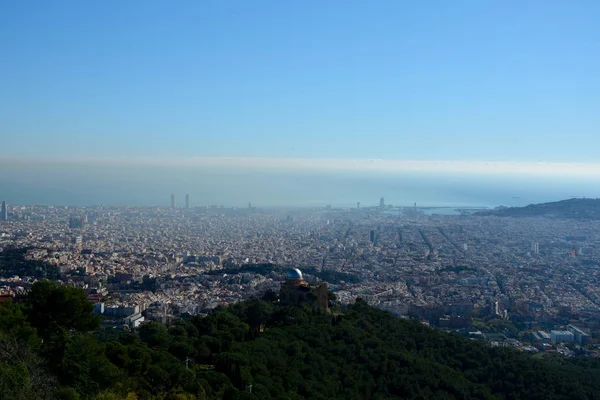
left=475, top=198, right=600, bottom=219
left=1, top=281, right=600, bottom=399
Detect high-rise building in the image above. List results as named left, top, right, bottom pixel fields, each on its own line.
left=0, top=201, right=7, bottom=221
left=69, top=215, right=86, bottom=229
left=370, top=230, right=375, bottom=243
left=170, top=194, right=176, bottom=209
left=357, top=202, right=360, bottom=209
left=185, top=194, right=190, bottom=209
left=531, top=241, right=539, bottom=255
left=379, top=197, right=385, bottom=207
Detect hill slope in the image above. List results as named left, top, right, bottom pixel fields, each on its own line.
left=2, top=282, right=600, bottom=399
left=475, top=198, right=600, bottom=219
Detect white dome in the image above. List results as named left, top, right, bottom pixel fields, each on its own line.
left=285, top=268, right=303, bottom=281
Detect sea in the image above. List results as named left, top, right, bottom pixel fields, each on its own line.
left=1, top=162, right=599, bottom=209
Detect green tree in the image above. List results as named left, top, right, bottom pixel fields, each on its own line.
left=0, top=302, right=38, bottom=346
left=0, top=332, right=57, bottom=400
left=25, top=280, right=99, bottom=338
left=59, top=333, right=122, bottom=395
left=139, top=321, right=170, bottom=349
left=55, top=386, right=80, bottom=400
left=245, top=299, right=273, bottom=334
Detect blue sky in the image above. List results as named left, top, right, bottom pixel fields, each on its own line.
left=1, top=0, right=599, bottom=163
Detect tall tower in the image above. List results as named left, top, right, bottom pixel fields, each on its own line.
left=531, top=241, right=539, bottom=255
left=380, top=197, right=385, bottom=207
left=170, top=194, right=176, bottom=209
left=357, top=202, right=360, bottom=209
left=185, top=194, right=190, bottom=209
left=0, top=201, right=7, bottom=221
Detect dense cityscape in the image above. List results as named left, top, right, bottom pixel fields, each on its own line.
left=1, top=195, right=599, bottom=357
left=4, top=1, right=600, bottom=397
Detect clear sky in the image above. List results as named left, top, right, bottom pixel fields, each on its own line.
left=2, top=0, right=599, bottom=163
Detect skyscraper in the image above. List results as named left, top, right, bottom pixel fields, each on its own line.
left=379, top=197, right=385, bottom=207
left=357, top=202, right=360, bottom=209
left=170, top=194, right=176, bottom=209
left=0, top=201, right=7, bottom=221
left=531, top=241, right=539, bottom=255
left=69, top=215, right=85, bottom=229
left=185, top=194, right=190, bottom=209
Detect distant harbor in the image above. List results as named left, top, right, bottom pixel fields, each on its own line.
left=380, top=206, right=491, bottom=216
left=421, top=207, right=490, bottom=216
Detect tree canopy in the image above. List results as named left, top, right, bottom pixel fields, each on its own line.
left=0, top=282, right=599, bottom=399
left=25, top=280, right=99, bottom=338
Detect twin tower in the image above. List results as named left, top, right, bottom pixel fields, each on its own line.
left=170, top=194, right=191, bottom=209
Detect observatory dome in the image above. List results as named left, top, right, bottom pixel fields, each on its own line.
left=285, top=268, right=303, bottom=281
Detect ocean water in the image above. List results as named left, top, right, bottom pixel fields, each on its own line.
left=1, top=161, right=599, bottom=208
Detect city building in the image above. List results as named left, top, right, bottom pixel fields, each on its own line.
left=185, top=194, right=190, bottom=209
left=551, top=330, right=575, bottom=344
left=380, top=197, right=385, bottom=207
left=124, top=312, right=145, bottom=328
left=94, top=302, right=105, bottom=315
left=1, top=201, right=7, bottom=221
left=7, top=198, right=600, bottom=346
left=531, top=330, right=551, bottom=344
left=171, top=194, right=176, bottom=209
left=69, top=215, right=86, bottom=229
left=279, top=268, right=328, bottom=311
left=538, top=330, right=551, bottom=343
left=567, top=324, right=590, bottom=344
left=531, top=241, right=539, bottom=255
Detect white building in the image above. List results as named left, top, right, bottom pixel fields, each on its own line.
left=551, top=330, right=575, bottom=344
left=567, top=324, right=590, bottom=344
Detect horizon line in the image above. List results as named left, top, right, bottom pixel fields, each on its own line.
left=3, top=156, right=600, bottom=176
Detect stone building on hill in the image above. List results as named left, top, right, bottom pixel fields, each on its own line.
left=279, top=268, right=328, bottom=311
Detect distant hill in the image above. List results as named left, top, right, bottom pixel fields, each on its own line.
left=475, top=198, right=600, bottom=219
